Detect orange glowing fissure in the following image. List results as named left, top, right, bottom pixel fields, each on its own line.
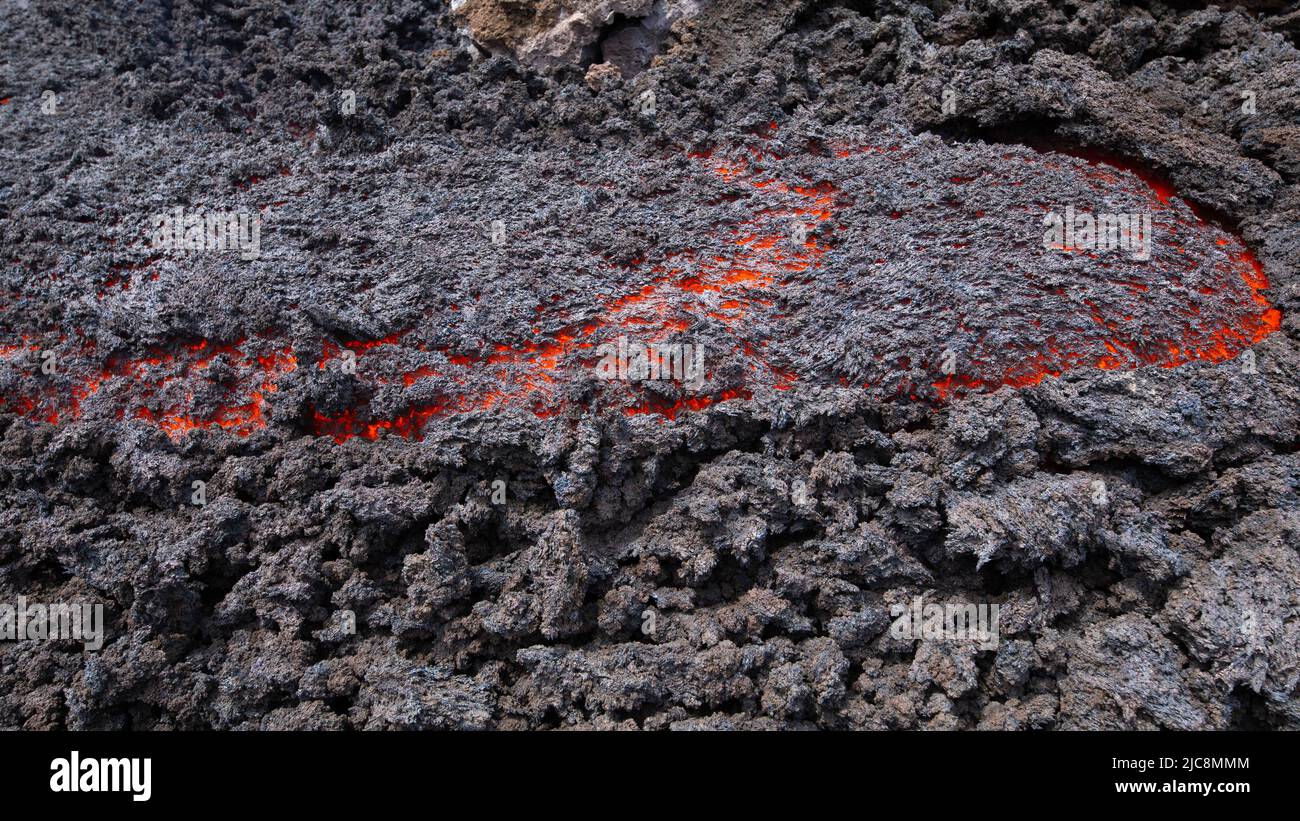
left=927, top=148, right=1279, bottom=401
left=0, top=128, right=1282, bottom=442
left=0, top=331, right=298, bottom=436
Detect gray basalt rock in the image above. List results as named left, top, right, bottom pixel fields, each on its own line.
left=1, top=0, right=1297, bottom=732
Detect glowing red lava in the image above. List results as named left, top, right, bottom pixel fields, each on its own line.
left=0, top=129, right=1282, bottom=442
left=0, top=332, right=297, bottom=437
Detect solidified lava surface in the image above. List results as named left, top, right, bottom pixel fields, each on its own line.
left=1, top=1, right=1298, bottom=730
left=1, top=134, right=1281, bottom=440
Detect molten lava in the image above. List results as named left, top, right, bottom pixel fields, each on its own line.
left=0, top=130, right=1282, bottom=442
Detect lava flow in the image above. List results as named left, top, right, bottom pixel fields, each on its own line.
left=0, top=332, right=297, bottom=437
left=0, top=130, right=1283, bottom=442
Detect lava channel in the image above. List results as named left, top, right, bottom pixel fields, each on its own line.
left=0, top=130, right=1282, bottom=442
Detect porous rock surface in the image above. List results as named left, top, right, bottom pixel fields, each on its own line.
left=1, top=0, right=1298, bottom=729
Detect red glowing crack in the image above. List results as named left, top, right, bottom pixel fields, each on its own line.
left=0, top=131, right=1282, bottom=442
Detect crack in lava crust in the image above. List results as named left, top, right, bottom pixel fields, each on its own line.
left=0, top=132, right=1282, bottom=442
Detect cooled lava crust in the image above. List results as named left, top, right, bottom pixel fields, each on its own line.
left=1, top=0, right=1298, bottom=730
left=0, top=133, right=1280, bottom=439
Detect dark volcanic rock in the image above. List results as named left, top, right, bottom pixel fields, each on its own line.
left=0, top=0, right=1297, bottom=730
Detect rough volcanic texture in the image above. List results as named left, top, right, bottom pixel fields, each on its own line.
left=1, top=0, right=1298, bottom=730
left=451, top=0, right=697, bottom=76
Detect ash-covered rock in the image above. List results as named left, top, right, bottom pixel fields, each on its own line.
left=0, top=0, right=1297, bottom=730
left=453, top=0, right=697, bottom=74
